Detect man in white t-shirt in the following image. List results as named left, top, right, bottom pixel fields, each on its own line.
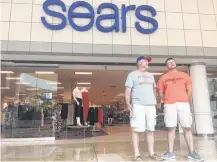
left=125, top=56, right=161, bottom=161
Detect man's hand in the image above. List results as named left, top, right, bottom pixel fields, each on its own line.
left=126, top=103, right=135, bottom=118
left=126, top=103, right=132, bottom=113
left=125, top=87, right=132, bottom=111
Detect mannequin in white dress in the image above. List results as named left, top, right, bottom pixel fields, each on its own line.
left=73, top=87, right=83, bottom=126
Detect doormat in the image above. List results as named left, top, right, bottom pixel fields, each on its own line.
left=56, top=129, right=108, bottom=140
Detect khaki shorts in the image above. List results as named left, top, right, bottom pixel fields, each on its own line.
left=164, top=102, right=192, bottom=128
left=130, top=104, right=156, bottom=132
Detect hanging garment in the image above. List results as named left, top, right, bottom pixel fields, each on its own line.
left=107, top=107, right=115, bottom=118
left=98, top=108, right=103, bottom=123
left=82, top=91, right=89, bottom=124
left=60, top=103, right=68, bottom=119
left=18, top=105, right=23, bottom=118
left=4, top=104, right=18, bottom=128
left=95, top=108, right=99, bottom=123
left=67, top=104, right=74, bottom=125
left=52, top=104, right=62, bottom=133
left=87, top=107, right=99, bottom=125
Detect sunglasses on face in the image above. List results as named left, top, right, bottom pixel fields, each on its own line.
left=166, top=60, right=176, bottom=65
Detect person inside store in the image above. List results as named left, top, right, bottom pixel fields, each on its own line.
left=107, top=106, right=114, bottom=126
left=125, top=56, right=161, bottom=161
left=157, top=58, right=204, bottom=161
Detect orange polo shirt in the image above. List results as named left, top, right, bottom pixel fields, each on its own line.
left=157, top=71, right=192, bottom=104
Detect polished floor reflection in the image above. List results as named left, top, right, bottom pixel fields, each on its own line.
left=1, top=125, right=217, bottom=161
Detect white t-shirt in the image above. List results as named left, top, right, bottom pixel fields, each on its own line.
left=73, top=88, right=82, bottom=99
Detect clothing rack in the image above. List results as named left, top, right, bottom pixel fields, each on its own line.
left=92, top=107, right=100, bottom=132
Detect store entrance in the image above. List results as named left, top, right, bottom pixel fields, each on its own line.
left=1, top=64, right=189, bottom=140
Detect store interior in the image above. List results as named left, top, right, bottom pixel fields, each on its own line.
left=1, top=65, right=216, bottom=139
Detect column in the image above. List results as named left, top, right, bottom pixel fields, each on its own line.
left=190, top=62, right=214, bottom=136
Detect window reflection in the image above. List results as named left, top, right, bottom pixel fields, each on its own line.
left=207, top=72, right=217, bottom=133
left=1, top=71, right=62, bottom=138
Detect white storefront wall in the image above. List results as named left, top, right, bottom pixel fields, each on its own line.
left=0, top=0, right=217, bottom=61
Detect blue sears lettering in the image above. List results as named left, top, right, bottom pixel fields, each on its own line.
left=41, top=0, right=67, bottom=30
left=41, top=0, right=158, bottom=34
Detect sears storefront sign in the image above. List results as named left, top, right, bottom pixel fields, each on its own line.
left=41, top=0, right=158, bottom=34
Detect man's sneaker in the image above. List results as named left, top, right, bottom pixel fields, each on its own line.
left=150, top=154, right=162, bottom=161
left=133, top=156, right=143, bottom=161
left=188, top=151, right=204, bottom=161
left=161, top=152, right=176, bottom=160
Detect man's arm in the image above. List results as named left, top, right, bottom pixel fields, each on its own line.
left=157, top=76, right=165, bottom=102
left=185, top=74, right=192, bottom=101
left=152, top=75, right=157, bottom=97
left=154, top=88, right=157, bottom=97
left=158, top=89, right=164, bottom=102
left=186, top=84, right=192, bottom=98
left=125, top=87, right=132, bottom=110
left=125, top=73, right=133, bottom=112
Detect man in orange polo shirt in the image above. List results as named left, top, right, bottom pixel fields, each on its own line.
left=157, top=58, right=204, bottom=161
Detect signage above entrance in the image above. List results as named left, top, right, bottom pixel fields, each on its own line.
left=41, top=0, right=158, bottom=34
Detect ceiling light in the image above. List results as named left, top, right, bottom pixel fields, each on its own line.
left=0, top=87, right=10, bottom=90
left=15, top=82, right=30, bottom=85
left=52, top=87, right=64, bottom=89
left=35, top=71, right=55, bottom=74
left=47, top=82, right=61, bottom=85
left=0, top=71, right=14, bottom=74
left=77, top=82, right=91, bottom=85
left=26, top=88, right=40, bottom=91
left=5, top=77, right=22, bottom=80
left=75, top=72, right=93, bottom=75
left=207, top=73, right=217, bottom=76
left=117, top=93, right=125, bottom=97
left=78, top=86, right=90, bottom=89
left=16, top=94, right=26, bottom=96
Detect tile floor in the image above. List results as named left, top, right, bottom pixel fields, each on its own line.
left=1, top=125, right=217, bottom=161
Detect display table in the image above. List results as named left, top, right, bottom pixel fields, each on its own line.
left=61, top=125, right=95, bottom=138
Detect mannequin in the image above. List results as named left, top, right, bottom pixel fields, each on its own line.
left=73, top=87, right=83, bottom=126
